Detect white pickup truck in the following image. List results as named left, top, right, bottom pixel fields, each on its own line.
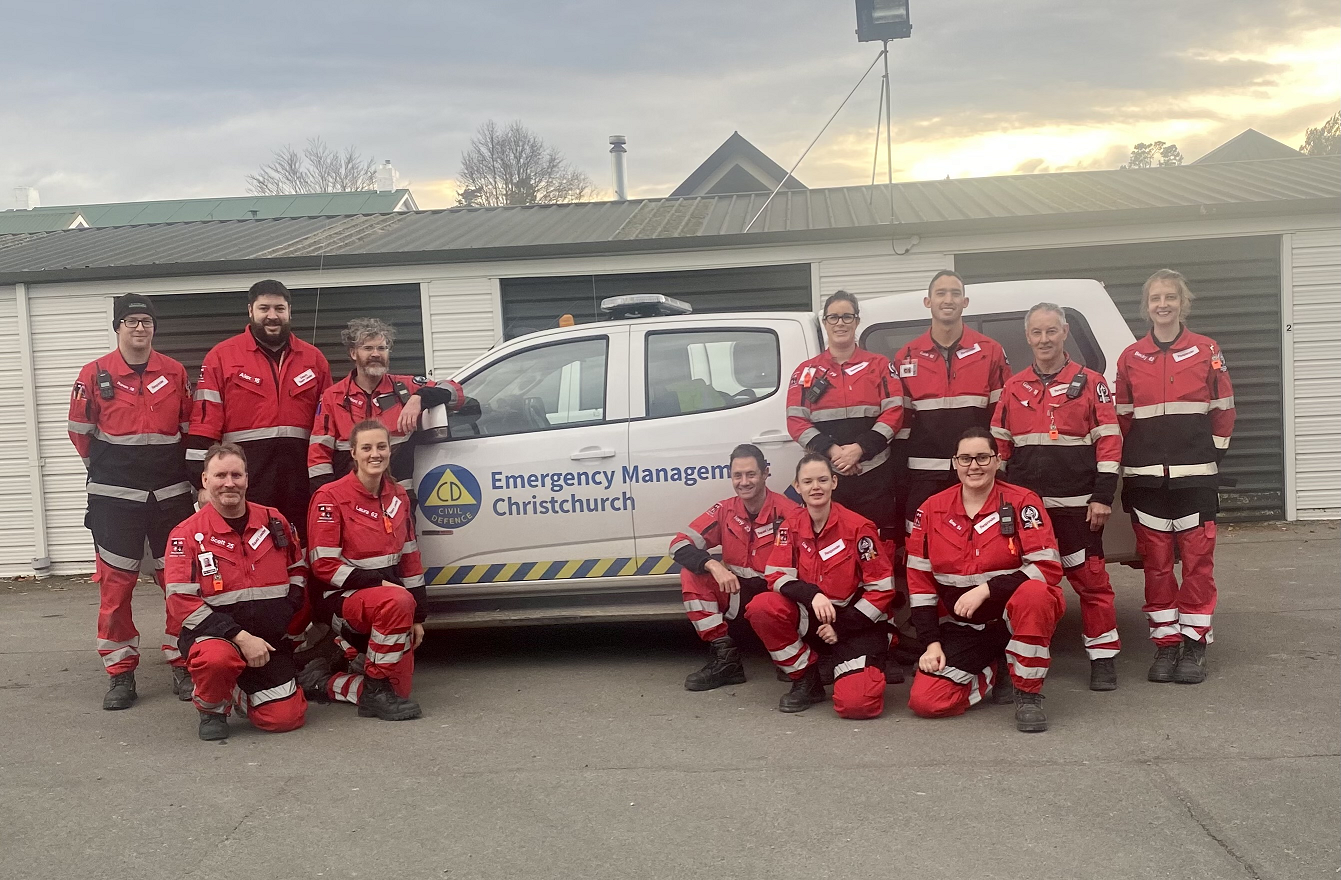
left=413, top=279, right=1138, bottom=627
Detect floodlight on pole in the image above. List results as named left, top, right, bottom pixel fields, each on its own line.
left=854, top=0, right=911, bottom=43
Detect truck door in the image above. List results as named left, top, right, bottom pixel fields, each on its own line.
left=414, top=329, right=635, bottom=582
left=626, top=318, right=810, bottom=560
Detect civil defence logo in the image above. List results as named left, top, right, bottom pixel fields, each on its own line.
left=417, top=464, right=483, bottom=528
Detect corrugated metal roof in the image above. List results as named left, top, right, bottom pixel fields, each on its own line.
left=0, top=156, right=1335, bottom=283
left=0, top=210, right=86, bottom=234
left=20, top=189, right=415, bottom=227
left=1193, top=129, right=1302, bottom=164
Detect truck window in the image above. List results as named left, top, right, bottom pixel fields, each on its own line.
left=644, top=329, right=780, bottom=418
left=459, top=337, right=608, bottom=436
left=862, top=309, right=1103, bottom=372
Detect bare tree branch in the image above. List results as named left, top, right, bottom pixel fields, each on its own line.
left=247, top=138, right=378, bottom=195
left=1300, top=112, right=1340, bottom=156
left=457, top=120, right=593, bottom=206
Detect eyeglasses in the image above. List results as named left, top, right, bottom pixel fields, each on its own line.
left=953, top=453, right=998, bottom=467
left=823, top=313, right=858, bottom=325
left=121, top=318, right=155, bottom=329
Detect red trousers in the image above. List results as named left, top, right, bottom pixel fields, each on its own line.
left=744, top=591, right=889, bottom=720
left=1133, top=520, right=1217, bottom=646
left=908, top=579, right=1064, bottom=718
left=95, top=559, right=172, bottom=675
left=680, top=570, right=765, bottom=642
left=1052, top=513, right=1120, bottom=660
left=186, top=638, right=307, bottom=732
left=326, top=586, right=417, bottom=704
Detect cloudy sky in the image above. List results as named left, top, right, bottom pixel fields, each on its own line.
left=3, top=1, right=1336, bottom=209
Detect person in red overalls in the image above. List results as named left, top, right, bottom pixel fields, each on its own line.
left=69, top=294, right=196, bottom=710
left=165, top=444, right=309, bottom=741
left=785, top=290, right=903, bottom=536
left=671, top=443, right=799, bottom=691
left=305, top=420, right=427, bottom=721
left=1116, top=269, right=1235, bottom=685
left=751, top=454, right=897, bottom=718
left=991, top=303, right=1123, bottom=691
left=906, top=427, right=1065, bottom=732
left=308, top=317, right=461, bottom=496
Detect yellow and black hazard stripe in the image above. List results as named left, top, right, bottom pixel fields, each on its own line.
left=426, top=555, right=680, bottom=586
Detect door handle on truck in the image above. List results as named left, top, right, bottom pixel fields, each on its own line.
left=750, top=431, right=791, bottom=445
left=571, top=447, right=617, bottom=460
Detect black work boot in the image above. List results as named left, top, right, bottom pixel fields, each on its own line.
left=684, top=636, right=746, bottom=691
left=198, top=712, right=229, bottom=741
left=172, top=666, right=194, bottom=702
left=1172, top=637, right=1208, bottom=684
left=358, top=675, right=422, bottom=721
left=1089, top=657, right=1118, bottom=691
left=778, top=665, right=827, bottom=713
left=991, top=658, right=1015, bottom=705
left=1148, top=643, right=1182, bottom=683
left=1013, top=690, right=1048, bottom=732
left=102, top=671, right=137, bottom=710
left=883, top=659, right=905, bottom=685
left=296, top=661, right=333, bottom=704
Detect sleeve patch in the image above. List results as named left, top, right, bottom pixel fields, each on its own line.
left=72, top=381, right=87, bottom=401
left=776, top=526, right=789, bottom=547
left=169, top=537, right=186, bottom=557
left=1020, top=505, right=1043, bottom=530
left=1095, top=381, right=1111, bottom=404
left=317, top=503, right=335, bottom=523
left=858, top=536, right=876, bottom=561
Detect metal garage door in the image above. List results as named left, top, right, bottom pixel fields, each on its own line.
left=500, top=264, right=812, bottom=340
left=956, top=237, right=1283, bottom=521
left=150, top=283, right=425, bottom=380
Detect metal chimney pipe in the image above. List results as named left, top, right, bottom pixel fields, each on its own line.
left=609, top=136, right=627, bottom=201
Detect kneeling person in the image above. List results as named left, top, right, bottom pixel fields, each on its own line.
left=906, top=428, right=1065, bottom=732
left=750, top=454, right=896, bottom=718
left=306, top=420, right=427, bottom=721
left=672, top=444, right=799, bottom=691
left=166, top=444, right=309, bottom=741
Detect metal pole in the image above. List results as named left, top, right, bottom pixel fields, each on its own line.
left=883, top=40, right=894, bottom=226
left=870, top=69, right=885, bottom=187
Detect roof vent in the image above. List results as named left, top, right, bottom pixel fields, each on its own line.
left=13, top=187, right=40, bottom=210
left=375, top=160, right=396, bottom=192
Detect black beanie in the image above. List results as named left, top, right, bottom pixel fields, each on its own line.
left=112, top=294, right=157, bottom=328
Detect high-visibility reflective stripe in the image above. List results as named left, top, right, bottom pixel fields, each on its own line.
left=968, top=666, right=996, bottom=707
left=856, top=448, right=890, bottom=474
left=1089, top=423, right=1121, bottom=440
left=345, top=553, right=402, bottom=569
left=100, top=646, right=138, bottom=666
left=1043, top=494, right=1091, bottom=509
left=1021, top=563, right=1045, bottom=582
left=308, top=463, right=334, bottom=478
left=854, top=597, right=883, bottom=621
left=778, top=648, right=815, bottom=675
left=895, top=428, right=911, bottom=440
left=1146, top=608, right=1179, bottom=623
left=989, top=389, right=1002, bottom=404
left=194, top=388, right=223, bottom=403
left=1083, top=629, right=1119, bottom=647
left=97, top=545, right=142, bottom=571
left=154, top=482, right=194, bottom=499
left=668, top=539, right=691, bottom=554
left=990, top=426, right=1013, bottom=442
left=68, top=420, right=96, bottom=435
left=786, top=406, right=811, bottom=419
left=1024, top=548, right=1061, bottom=564
left=1123, top=464, right=1165, bottom=478
left=940, top=615, right=986, bottom=631
left=402, top=574, right=425, bottom=589
left=680, top=527, right=706, bottom=550
left=166, top=582, right=200, bottom=597
left=810, top=405, right=880, bottom=421
left=1007, top=656, right=1048, bottom=679
left=881, top=396, right=903, bottom=411
left=872, top=422, right=895, bottom=440
left=908, top=457, right=951, bottom=471
left=88, top=483, right=150, bottom=502
left=1006, top=639, right=1049, bottom=659
left=331, top=564, right=356, bottom=586
left=311, top=546, right=343, bottom=559
left=182, top=605, right=212, bottom=629
left=727, top=564, right=763, bottom=579
left=222, top=425, right=311, bottom=443
left=203, top=584, right=291, bottom=606
left=683, top=599, right=720, bottom=614
left=1208, top=396, right=1234, bottom=411
left=1011, top=432, right=1091, bottom=446
left=288, top=577, right=305, bottom=588
left=1087, top=647, right=1120, bottom=659
left=725, top=591, right=741, bottom=621
left=248, top=679, right=298, bottom=706
left=310, top=434, right=335, bottom=449
left=90, top=429, right=182, bottom=446
left=911, top=395, right=991, bottom=411
left=863, top=576, right=894, bottom=592
left=185, top=448, right=207, bottom=461
left=690, top=614, right=724, bottom=633
left=798, top=427, right=821, bottom=447
left=194, top=697, right=229, bottom=713
left=768, top=638, right=807, bottom=662
left=402, top=540, right=418, bottom=555
left=1132, top=509, right=1200, bottom=532
left=909, top=593, right=938, bottom=607
left=1212, top=435, right=1230, bottom=449
left=371, top=629, right=410, bottom=647
left=1169, top=462, right=1217, bottom=478
left=1131, top=401, right=1210, bottom=418
left=1061, top=548, right=1086, bottom=568
left=931, top=665, right=976, bottom=684
left=1178, top=612, right=1213, bottom=626
left=906, top=555, right=932, bottom=571
left=933, top=568, right=1015, bottom=589
left=1149, top=624, right=1180, bottom=639
left=833, top=656, right=867, bottom=678
left=1181, top=627, right=1213, bottom=643
left=766, top=565, right=797, bottom=579
left=1096, top=461, right=1120, bottom=473
left=1115, top=403, right=1134, bottom=415
left=97, top=637, right=139, bottom=650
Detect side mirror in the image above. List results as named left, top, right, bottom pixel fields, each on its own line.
left=446, top=397, right=483, bottom=439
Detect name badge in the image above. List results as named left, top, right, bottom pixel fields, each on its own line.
left=899, top=362, right=917, bottom=378
left=819, top=538, right=846, bottom=561
left=198, top=552, right=218, bottom=576
left=238, top=371, right=262, bottom=385
left=843, top=361, right=869, bottom=376
left=146, top=375, right=169, bottom=394
left=1049, top=384, right=1068, bottom=397
left=247, top=526, right=270, bottom=550
left=974, top=512, right=1001, bottom=534
left=386, top=496, right=402, bottom=518
left=293, top=368, right=316, bottom=387
left=956, top=343, right=982, bottom=359
left=1172, top=346, right=1200, bottom=362
left=754, top=522, right=774, bottom=539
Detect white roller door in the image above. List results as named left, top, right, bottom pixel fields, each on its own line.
left=817, top=252, right=953, bottom=306
left=426, top=277, right=498, bottom=375
left=1289, top=228, right=1341, bottom=519
left=0, top=288, right=35, bottom=574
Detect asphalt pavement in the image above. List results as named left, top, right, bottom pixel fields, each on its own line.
left=1, top=521, right=1337, bottom=880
